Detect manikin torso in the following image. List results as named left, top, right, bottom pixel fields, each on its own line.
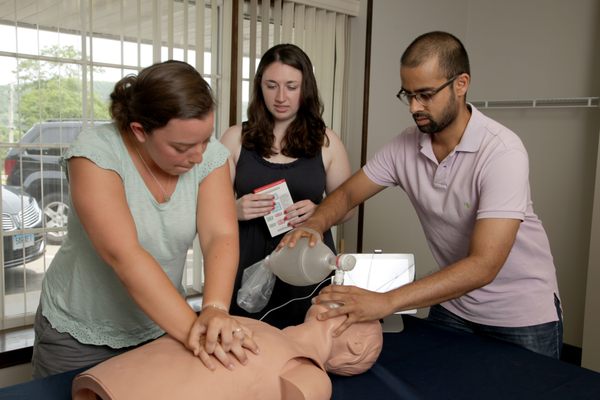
left=72, top=306, right=382, bottom=400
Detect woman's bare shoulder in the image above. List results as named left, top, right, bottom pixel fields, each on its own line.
left=220, top=124, right=243, bottom=145
left=322, top=128, right=346, bottom=155
left=220, top=125, right=244, bottom=160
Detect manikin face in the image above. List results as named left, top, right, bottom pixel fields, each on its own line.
left=325, top=318, right=383, bottom=376
left=132, top=113, right=214, bottom=175
left=260, top=61, right=303, bottom=124
left=400, top=58, right=459, bottom=135
left=305, top=304, right=383, bottom=376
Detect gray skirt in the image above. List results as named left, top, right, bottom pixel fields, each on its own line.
left=31, top=305, right=140, bottom=379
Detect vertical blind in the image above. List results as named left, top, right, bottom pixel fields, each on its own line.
left=235, top=0, right=356, bottom=136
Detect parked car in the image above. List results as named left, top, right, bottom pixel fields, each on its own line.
left=2, top=185, right=45, bottom=268
left=4, top=120, right=109, bottom=245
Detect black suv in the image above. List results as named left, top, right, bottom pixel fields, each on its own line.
left=4, top=120, right=109, bottom=245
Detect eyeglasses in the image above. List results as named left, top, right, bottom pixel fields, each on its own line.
left=396, top=75, right=459, bottom=106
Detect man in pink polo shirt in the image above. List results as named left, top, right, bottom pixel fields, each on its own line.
left=281, top=31, right=562, bottom=358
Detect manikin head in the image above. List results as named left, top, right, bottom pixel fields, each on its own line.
left=304, top=304, right=383, bottom=376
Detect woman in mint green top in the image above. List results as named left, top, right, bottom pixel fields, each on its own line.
left=32, top=60, right=258, bottom=378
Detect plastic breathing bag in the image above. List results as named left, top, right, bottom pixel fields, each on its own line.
left=236, top=259, right=276, bottom=313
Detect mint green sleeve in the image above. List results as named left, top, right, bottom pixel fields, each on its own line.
left=192, top=137, right=230, bottom=182
left=62, top=123, right=124, bottom=177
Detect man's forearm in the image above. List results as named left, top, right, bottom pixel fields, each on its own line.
left=304, top=170, right=383, bottom=235
left=306, top=188, right=354, bottom=234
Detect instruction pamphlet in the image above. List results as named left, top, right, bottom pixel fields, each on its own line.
left=254, top=179, right=294, bottom=237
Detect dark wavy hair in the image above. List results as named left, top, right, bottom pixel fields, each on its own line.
left=401, top=31, right=470, bottom=79
left=242, top=43, right=328, bottom=158
left=109, top=60, right=215, bottom=135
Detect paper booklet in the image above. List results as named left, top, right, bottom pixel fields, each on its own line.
left=254, top=179, right=294, bottom=237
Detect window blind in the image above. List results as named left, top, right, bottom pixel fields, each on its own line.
left=236, top=0, right=352, bottom=135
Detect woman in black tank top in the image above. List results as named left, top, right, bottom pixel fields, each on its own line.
left=221, top=44, right=354, bottom=328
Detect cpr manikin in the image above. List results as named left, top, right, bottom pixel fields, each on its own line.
left=71, top=304, right=383, bottom=400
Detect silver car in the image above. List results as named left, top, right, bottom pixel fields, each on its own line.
left=2, top=185, right=45, bottom=268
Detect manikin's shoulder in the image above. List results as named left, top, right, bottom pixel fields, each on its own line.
left=280, top=358, right=332, bottom=400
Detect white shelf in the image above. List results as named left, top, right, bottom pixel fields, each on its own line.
left=472, top=97, right=599, bottom=109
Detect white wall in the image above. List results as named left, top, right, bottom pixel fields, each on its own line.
left=583, top=133, right=600, bottom=371
left=336, top=0, right=370, bottom=254
left=343, top=0, right=600, bottom=357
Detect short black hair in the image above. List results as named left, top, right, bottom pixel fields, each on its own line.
left=401, top=31, right=470, bottom=79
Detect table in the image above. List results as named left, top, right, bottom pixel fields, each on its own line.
left=2, top=316, right=600, bottom=399
left=331, top=316, right=600, bottom=399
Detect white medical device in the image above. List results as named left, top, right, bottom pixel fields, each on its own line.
left=342, top=252, right=416, bottom=332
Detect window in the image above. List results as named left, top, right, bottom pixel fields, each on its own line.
left=0, top=0, right=222, bottom=330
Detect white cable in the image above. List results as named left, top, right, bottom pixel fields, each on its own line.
left=259, top=277, right=331, bottom=322
left=372, top=264, right=416, bottom=292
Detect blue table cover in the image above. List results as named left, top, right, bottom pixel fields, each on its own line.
left=2, top=316, right=600, bottom=400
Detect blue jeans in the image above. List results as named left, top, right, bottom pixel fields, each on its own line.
left=427, top=294, right=563, bottom=359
